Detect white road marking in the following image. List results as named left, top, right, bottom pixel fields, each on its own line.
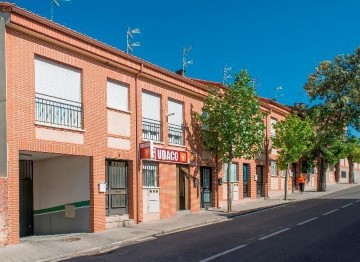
left=258, top=228, right=290, bottom=240
left=322, top=209, right=338, bottom=216
left=297, top=217, right=318, bottom=226
left=199, top=245, right=247, bottom=262
left=342, top=203, right=353, bottom=208
left=355, top=200, right=360, bottom=203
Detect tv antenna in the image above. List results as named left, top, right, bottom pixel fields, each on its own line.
left=127, top=27, right=141, bottom=54
left=182, top=47, right=193, bottom=76
left=222, top=65, right=232, bottom=84
left=274, top=85, right=284, bottom=101
left=50, top=0, right=70, bottom=22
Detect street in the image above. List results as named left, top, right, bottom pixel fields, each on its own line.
left=69, top=186, right=360, bottom=262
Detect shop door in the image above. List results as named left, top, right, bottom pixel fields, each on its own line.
left=243, top=164, right=249, bottom=198
left=106, top=160, right=128, bottom=215
left=200, top=167, right=212, bottom=209
left=19, top=160, right=34, bottom=237
left=256, top=165, right=264, bottom=197
left=178, top=167, right=187, bottom=210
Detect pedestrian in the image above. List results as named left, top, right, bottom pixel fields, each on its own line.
left=298, top=174, right=305, bottom=193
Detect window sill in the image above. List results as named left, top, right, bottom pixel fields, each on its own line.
left=142, top=139, right=164, bottom=145
left=168, top=143, right=187, bottom=149
left=142, top=187, right=161, bottom=189
left=35, top=122, right=85, bottom=133
left=106, top=107, right=131, bottom=114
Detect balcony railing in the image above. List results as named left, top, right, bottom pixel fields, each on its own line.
left=35, top=93, right=83, bottom=129
left=142, top=118, right=161, bottom=141
left=168, top=123, right=184, bottom=145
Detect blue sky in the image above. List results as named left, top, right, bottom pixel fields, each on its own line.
left=9, top=0, right=360, bottom=106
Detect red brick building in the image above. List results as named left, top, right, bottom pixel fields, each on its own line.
left=0, top=3, right=335, bottom=246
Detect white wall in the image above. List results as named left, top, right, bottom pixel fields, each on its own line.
left=33, top=156, right=90, bottom=210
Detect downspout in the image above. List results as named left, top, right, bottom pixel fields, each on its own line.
left=135, top=63, right=144, bottom=223
left=0, top=14, right=9, bottom=178
left=264, top=111, right=269, bottom=199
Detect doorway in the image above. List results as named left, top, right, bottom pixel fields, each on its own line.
left=19, top=160, right=34, bottom=237
left=200, top=167, right=212, bottom=209
left=177, top=165, right=189, bottom=210
left=105, top=160, right=128, bottom=215
left=243, top=164, right=249, bottom=198
left=256, top=165, right=264, bottom=197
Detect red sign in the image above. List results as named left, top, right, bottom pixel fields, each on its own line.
left=139, top=142, right=190, bottom=164
left=155, top=148, right=188, bottom=163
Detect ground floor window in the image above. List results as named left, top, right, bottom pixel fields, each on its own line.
left=143, top=161, right=159, bottom=187
left=271, top=161, right=277, bottom=176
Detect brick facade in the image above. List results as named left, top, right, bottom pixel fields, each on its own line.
left=0, top=3, right=340, bottom=246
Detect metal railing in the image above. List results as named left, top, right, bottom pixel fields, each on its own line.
left=142, top=118, right=161, bottom=141
left=35, top=93, right=83, bottom=129
left=168, top=123, right=184, bottom=145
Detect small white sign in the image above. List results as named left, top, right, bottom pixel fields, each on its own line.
left=99, top=182, right=107, bottom=193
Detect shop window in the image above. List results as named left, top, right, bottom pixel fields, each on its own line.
left=271, top=161, right=277, bottom=176
left=142, top=161, right=159, bottom=187
left=107, top=80, right=128, bottom=111
left=223, top=163, right=238, bottom=182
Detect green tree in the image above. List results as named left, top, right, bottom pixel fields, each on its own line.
left=305, top=47, right=360, bottom=132
left=197, top=70, right=265, bottom=212
left=304, top=47, right=359, bottom=190
left=343, top=135, right=360, bottom=183
left=305, top=106, right=345, bottom=191
left=272, top=114, right=313, bottom=200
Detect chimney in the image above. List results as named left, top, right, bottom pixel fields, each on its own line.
left=175, top=69, right=186, bottom=76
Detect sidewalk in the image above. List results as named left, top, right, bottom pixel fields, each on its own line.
left=1, top=183, right=358, bottom=262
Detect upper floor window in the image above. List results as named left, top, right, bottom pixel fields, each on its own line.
left=142, top=91, right=161, bottom=141
left=35, top=57, right=82, bottom=128
left=270, top=118, right=277, bottom=137
left=168, top=99, right=184, bottom=145
left=107, top=80, right=128, bottom=111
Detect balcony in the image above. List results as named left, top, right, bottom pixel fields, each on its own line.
left=168, top=123, right=184, bottom=145
left=35, top=93, right=83, bottom=129
left=142, top=118, right=161, bottom=142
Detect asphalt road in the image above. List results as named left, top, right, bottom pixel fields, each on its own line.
left=69, top=186, right=360, bottom=262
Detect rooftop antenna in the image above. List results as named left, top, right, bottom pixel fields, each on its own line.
left=274, top=85, right=284, bottom=101
left=51, top=0, right=70, bottom=22
left=222, top=65, right=232, bottom=84
left=127, top=27, right=141, bottom=54
left=182, top=47, right=193, bottom=76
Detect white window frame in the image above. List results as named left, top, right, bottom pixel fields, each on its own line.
left=223, top=163, right=238, bottom=182
left=271, top=161, right=277, bottom=177
left=142, top=161, right=159, bottom=187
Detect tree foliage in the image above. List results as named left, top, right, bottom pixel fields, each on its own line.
left=272, top=114, right=313, bottom=199
left=304, top=47, right=359, bottom=191
left=197, top=70, right=265, bottom=212
left=305, top=47, right=360, bottom=131
left=272, top=114, right=313, bottom=169
left=199, top=70, right=265, bottom=163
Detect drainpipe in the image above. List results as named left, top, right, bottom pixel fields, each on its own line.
left=0, top=15, right=9, bottom=178
left=264, top=112, right=269, bottom=199
left=135, top=63, right=144, bottom=223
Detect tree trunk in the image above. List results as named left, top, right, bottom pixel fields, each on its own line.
left=284, top=165, right=289, bottom=200
left=227, top=160, right=232, bottom=213
left=348, top=156, right=354, bottom=184
left=335, top=161, right=340, bottom=183
left=317, top=157, right=327, bottom=192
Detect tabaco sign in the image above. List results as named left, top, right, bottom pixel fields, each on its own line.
left=139, top=142, right=196, bottom=165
